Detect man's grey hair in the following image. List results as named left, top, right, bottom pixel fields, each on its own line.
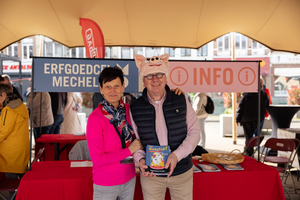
left=2, top=74, right=11, bottom=83
left=0, top=83, right=13, bottom=96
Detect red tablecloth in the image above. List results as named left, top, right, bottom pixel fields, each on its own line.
left=16, top=156, right=285, bottom=200
left=35, top=134, right=86, bottom=161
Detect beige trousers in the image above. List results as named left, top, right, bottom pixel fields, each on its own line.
left=140, top=168, right=193, bottom=200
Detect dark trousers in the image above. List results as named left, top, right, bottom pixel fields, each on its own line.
left=49, top=115, right=64, bottom=134
left=242, top=121, right=258, bottom=156
left=253, top=118, right=265, bottom=137
left=33, top=125, right=52, bottom=140
left=6, top=173, right=25, bottom=200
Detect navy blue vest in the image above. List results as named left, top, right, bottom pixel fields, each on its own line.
left=130, top=85, right=192, bottom=176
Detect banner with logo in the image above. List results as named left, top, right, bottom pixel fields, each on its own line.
left=79, top=18, right=105, bottom=58
left=167, top=61, right=260, bottom=93
left=32, top=57, right=138, bottom=92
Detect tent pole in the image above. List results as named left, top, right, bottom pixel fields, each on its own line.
left=257, top=62, right=261, bottom=162
left=231, top=32, right=237, bottom=144
left=29, top=58, right=34, bottom=170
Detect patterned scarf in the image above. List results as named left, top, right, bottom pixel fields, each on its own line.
left=99, top=95, right=135, bottom=148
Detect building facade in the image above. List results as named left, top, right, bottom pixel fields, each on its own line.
left=1, top=33, right=300, bottom=108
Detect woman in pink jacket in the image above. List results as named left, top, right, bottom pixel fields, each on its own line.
left=86, top=67, right=142, bottom=200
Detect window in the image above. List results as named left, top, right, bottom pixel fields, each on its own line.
left=134, top=47, right=143, bottom=55
left=71, top=49, right=76, bottom=58
left=235, top=35, right=240, bottom=49
left=7, top=43, right=18, bottom=57
left=78, top=47, right=85, bottom=58
left=181, top=48, right=191, bottom=57
left=224, top=35, right=229, bottom=51
left=110, top=47, right=119, bottom=58
left=217, top=38, right=223, bottom=52
left=44, top=37, right=54, bottom=57
left=241, top=35, right=246, bottom=49
left=121, top=47, right=131, bottom=58
left=22, top=38, right=33, bottom=60
left=164, top=48, right=175, bottom=57
left=215, top=34, right=231, bottom=56
left=146, top=48, right=161, bottom=57
left=197, top=45, right=208, bottom=56
left=253, top=41, right=258, bottom=49
left=55, top=43, right=63, bottom=57
left=63, top=46, right=70, bottom=57
left=105, top=47, right=111, bottom=58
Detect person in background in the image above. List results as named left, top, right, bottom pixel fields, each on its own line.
left=49, top=92, right=67, bottom=134
left=253, top=77, right=272, bottom=137
left=86, top=67, right=143, bottom=200
left=92, top=92, right=102, bottom=110
left=0, top=83, right=29, bottom=199
left=236, top=76, right=269, bottom=156
left=130, top=54, right=200, bottom=200
left=23, top=87, right=31, bottom=102
left=193, top=93, right=208, bottom=148
left=263, top=84, right=272, bottom=118
left=61, top=92, right=83, bottom=134
left=185, top=93, right=193, bottom=105
left=122, top=93, right=136, bottom=104
left=27, top=91, right=54, bottom=140
left=0, top=76, right=4, bottom=110
left=1, top=74, right=23, bottom=101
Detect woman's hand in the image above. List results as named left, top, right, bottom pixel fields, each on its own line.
left=171, top=88, right=185, bottom=96
left=128, top=139, right=143, bottom=154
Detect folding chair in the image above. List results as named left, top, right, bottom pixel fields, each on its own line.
left=283, top=138, right=300, bottom=193
left=261, top=138, right=296, bottom=198
left=0, top=179, right=20, bottom=200
left=245, top=135, right=264, bottom=158
left=0, top=147, right=45, bottom=200
left=32, top=147, right=45, bottom=164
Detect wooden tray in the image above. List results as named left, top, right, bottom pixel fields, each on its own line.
left=201, top=149, right=244, bottom=164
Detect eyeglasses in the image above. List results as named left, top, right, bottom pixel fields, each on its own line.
left=144, top=73, right=165, bottom=80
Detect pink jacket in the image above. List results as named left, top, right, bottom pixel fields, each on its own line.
left=86, top=104, right=135, bottom=186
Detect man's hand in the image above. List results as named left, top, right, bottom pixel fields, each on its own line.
left=165, top=153, right=178, bottom=177
left=139, top=158, right=156, bottom=177
left=171, top=88, right=185, bottom=96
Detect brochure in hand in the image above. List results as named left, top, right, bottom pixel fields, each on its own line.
left=197, top=164, right=221, bottom=172
left=192, top=165, right=202, bottom=173
left=145, top=145, right=170, bottom=175
left=220, top=164, right=244, bottom=170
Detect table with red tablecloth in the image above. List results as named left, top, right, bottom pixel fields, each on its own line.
left=35, top=134, right=86, bottom=161
left=15, top=156, right=285, bottom=200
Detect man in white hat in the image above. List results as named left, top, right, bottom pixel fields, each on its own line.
left=130, top=54, right=200, bottom=200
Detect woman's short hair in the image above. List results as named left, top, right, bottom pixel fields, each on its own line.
left=98, top=67, right=124, bottom=87
left=0, top=83, right=13, bottom=96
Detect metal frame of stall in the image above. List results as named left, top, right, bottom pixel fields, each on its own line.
left=28, top=57, right=262, bottom=170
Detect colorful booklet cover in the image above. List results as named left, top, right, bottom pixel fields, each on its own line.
left=197, top=164, right=221, bottom=172
left=145, top=145, right=170, bottom=175
left=220, top=164, right=244, bottom=170
left=192, top=165, right=202, bottom=173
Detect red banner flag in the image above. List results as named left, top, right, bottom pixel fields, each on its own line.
left=79, top=18, right=105, bottom=58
